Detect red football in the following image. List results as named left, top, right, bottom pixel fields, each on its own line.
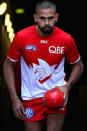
left=44, top=88, right=64, bottom=109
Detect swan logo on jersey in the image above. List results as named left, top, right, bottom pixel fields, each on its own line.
left=49, top=46, right=65, bottom=54
left=30, top=59, right=57, bottom=84
left=25, top=45, right=38, bottom=51
left=25, top=108, right=34, bottom=118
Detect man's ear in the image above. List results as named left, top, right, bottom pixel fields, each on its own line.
left=55, top=13, right=59, bottom=22
left=33, top=14, right=37, bottom=23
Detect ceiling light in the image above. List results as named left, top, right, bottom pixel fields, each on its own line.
left=5, top=13, right=10, bottom=26
left=15, top=8, right=25, bottom=14
left=0, top=2, right=7, bottom=15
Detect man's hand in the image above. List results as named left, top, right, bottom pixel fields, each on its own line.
left=55, top=84, right=69, bottom=105
left=3, top=58, right=25, bottom=119
left=12, top=98, right=25, bottom=120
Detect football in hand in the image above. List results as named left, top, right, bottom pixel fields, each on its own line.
left=44, top=88, right=64, bottom=109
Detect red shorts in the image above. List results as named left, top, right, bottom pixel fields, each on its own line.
left=23, top=97, right=66, bottom=122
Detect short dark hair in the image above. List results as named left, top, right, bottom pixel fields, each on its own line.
left=36, top=0, right=56, bottom=14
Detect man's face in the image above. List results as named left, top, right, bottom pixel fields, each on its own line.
left=34, top=8, right=59, bottom=35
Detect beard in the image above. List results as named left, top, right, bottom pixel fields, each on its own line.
left=38, top=24, right=54, bottom=35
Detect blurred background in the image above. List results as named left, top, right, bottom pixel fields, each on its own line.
left=0, top=0, right=87, bottom=131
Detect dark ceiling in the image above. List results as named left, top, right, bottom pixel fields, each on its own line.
left=10, top=0, right=37, bottom=33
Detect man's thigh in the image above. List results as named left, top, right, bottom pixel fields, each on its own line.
left=46, top=113, right=65, bottom=131
left=25, top=120, right=44, bottom=131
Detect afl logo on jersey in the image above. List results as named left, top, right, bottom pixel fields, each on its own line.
left=25, top=45, right=38, bottom=52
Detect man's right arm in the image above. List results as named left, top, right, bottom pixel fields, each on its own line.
left=3, top=57, right=18, bottom=100
left=3, top=57, right=25, bottom=120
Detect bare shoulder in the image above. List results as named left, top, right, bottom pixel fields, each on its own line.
left=4, top=57, right=17, bottom=66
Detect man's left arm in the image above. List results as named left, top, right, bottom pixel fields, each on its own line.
left=66, top=59, right=84, bottom=91
left=56, top=59, right=84, bottom=103
left=56, top=36, right=84, bottom=102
